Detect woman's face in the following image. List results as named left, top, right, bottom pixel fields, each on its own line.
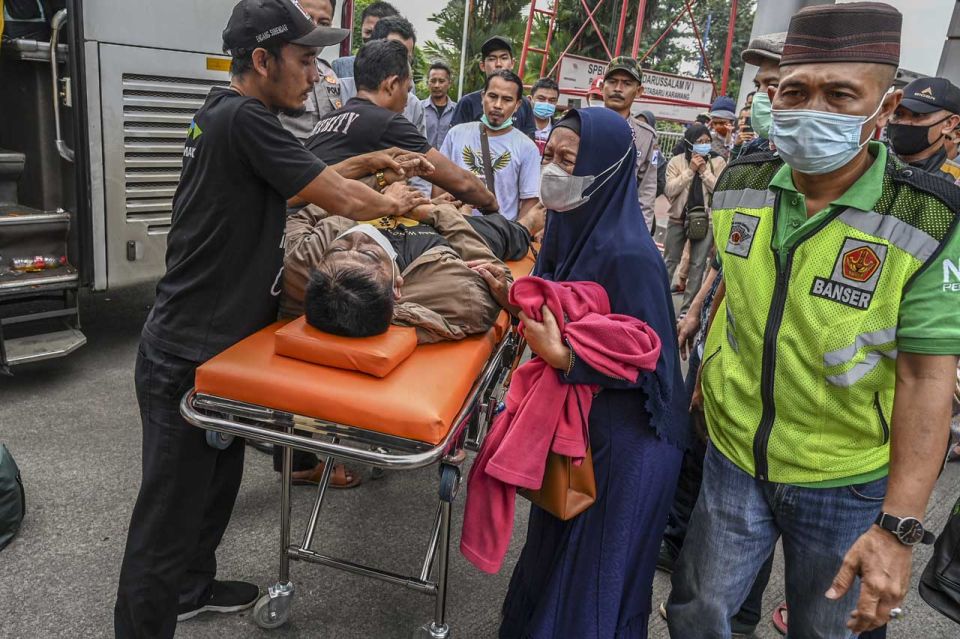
left=695, top=133, right=711, bottom=145
left=542, top=127, right=580, bottom=175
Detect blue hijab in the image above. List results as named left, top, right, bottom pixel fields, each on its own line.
left=535, top=107, right=689, bottom=450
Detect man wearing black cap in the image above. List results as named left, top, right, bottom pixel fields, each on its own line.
left=113, top=1, right=427, bottom=635
left=449, top=36, right=537, bottom=138
left=667, top=3, right=960, bottom=637
left=887, top=77, right=960, bottom=182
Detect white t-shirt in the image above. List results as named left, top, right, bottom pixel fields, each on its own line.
left=439, top=122, right=541, bottom=221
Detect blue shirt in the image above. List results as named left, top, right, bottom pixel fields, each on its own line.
left=450, top=90, right=536, bottom=138
left=422, top=97, right=457, bottom=149
left=331, top=55, right=354, bottom=80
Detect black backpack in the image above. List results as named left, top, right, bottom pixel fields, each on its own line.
left=920, top=494, right=960, bottom=625
left=0, top=443, right=25, bottom=551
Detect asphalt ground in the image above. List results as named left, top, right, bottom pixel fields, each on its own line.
left=2, top=206, right=959, bottom=638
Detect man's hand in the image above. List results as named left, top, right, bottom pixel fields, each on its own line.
left=519, top=305, right=570, bottom=370
left=827, top=525, right=912, bottom=633
left=382, top=182, right=430, bottom=216
left=677, top=313, right=701, bottom=361
left=468, top=260, right=516, bottom=313
left=689, top=154, right=706, bottom=173
left=736, top=130, right=756, bottom=146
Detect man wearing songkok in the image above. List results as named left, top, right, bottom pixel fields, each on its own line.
left=666, top=3, right=960, bottom=637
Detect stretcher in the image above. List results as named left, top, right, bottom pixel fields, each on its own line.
left=180, top=253, right=535, bottom=636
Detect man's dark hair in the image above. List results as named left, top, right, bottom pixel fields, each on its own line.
left=230, top=41, right=284, bottom=76
left=354, top=39, right=411, bottom=92
left=483, top=69, right=524, bottom=100
left=429, top=61, right=453, bottom=78
left=371, top=15, right=416, bottom=46
left=361, top=1, right=399, bottom=21
left=531, top=77, right=559, bottom=96
left=304, top=265, right=394, bottom=337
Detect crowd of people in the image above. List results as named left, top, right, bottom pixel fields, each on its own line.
left=112, top=0, right=960, bottom=638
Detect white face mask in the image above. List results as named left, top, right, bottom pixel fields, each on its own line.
left=336, top=224, right=398, bottom=262
left=539, top=146, right=631, bottom=212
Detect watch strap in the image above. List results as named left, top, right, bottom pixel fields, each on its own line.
left=875, top=512, right=936, bottom=545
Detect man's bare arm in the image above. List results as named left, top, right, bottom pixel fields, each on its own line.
left=297, top=169, right=427, bottom=221
left=424, top=148, right=498, bottom=211
left=828, top=352, right=957, bottom=633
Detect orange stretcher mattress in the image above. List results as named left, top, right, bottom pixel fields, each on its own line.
left=194, top=253, right=535, bottom=445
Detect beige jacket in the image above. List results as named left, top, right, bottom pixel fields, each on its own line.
left=281, top=204, right=512, bottom=343
left=663, top=153, right=727, bottom=224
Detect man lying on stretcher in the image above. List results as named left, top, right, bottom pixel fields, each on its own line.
left=281, top=189, right=538, bottom=343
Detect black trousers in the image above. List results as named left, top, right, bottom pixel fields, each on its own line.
left=465, top=214, right=532, bottom=262
left=115, top=339, right=245, bottom=638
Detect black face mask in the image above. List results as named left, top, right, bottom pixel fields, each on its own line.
left=887, top=115, right=951, bottom=156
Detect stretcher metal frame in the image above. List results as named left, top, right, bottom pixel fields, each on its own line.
left=180, top=325, right=525, bottom=636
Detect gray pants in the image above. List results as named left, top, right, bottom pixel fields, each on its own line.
left=663, top=221, right=713, bottom=314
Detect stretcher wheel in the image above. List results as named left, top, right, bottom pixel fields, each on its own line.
left=253, top=593, right=289, bottom=629
left=438, top=465, right=460, bottom=503
left=205, top=431, right=234, bottom=450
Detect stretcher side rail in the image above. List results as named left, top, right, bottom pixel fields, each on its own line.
left=179, top=327, right=519, bottom=470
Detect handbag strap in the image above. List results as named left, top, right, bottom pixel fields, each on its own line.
left=479, top=125, right=497, bottom=198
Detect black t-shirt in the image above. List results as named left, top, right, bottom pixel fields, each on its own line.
left=305, top=97, right=431, bottom=165
left=378, top=225, right=449, bottom=271
left=142, top=87, right=327, bottom=362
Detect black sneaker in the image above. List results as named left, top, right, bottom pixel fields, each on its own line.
left=656, top=541, right=678, bottom=573
left=177, top=580, right=260, bottom=622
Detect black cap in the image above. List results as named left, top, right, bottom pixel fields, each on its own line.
left=481, top=36, right=513, bottom=58
left=901, top=77, right=960, bottom=115
left=222, top=0, right=349, bottom=56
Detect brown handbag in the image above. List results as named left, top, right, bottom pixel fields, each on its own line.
left=519, top=447, right=596, bottom=521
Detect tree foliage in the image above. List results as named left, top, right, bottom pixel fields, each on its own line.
left=415, top=0, right=756, bottom=103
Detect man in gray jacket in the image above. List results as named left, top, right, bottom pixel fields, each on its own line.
left=602, top=56, right=659, bottom=234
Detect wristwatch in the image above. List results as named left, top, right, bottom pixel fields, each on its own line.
left=875, top=512, right=936, bottom=546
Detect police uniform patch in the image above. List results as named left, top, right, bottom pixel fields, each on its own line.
left=725, top=212, right=761, bottom=258
left=810, top=237, right=887, bottom=310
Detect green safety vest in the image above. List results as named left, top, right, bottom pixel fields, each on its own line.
left=703, top=150, right=960, bottom=484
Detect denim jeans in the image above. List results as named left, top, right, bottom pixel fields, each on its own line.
left=666, top=443, right=887, bottom=639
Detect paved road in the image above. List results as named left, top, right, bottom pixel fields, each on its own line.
left=2, top=276, right=959, bottom=638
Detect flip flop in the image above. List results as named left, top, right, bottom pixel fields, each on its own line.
left=772, top=602, right=788, bottom=635
left=291, top=461, right=362, bottom=489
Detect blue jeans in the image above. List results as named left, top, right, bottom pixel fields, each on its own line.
left=666, top=444, right=887, bottom=639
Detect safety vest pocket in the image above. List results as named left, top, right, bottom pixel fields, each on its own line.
left=873, top=391, right=890, bottom=445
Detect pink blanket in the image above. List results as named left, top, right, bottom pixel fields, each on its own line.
left=460, top=277, right=661, bottom=573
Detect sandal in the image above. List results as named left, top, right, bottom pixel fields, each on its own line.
left=291, top=461, right=362, bottom=489
left=772, top=602, right=788, bottom=635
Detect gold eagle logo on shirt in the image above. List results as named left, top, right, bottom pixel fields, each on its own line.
left=462, top=146, right=511, bottom=176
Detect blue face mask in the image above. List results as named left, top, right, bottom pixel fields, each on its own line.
left=481, top=114, right=514, bottom=131
left=533, top=102, right=556, bottom=120
left=771, top=99, right=884, bottom=175
left=691, top=142, right=712, bottom=156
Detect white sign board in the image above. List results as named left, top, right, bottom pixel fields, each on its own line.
left=557, top=54, right=713, bottom=123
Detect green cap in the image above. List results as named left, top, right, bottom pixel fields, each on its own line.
left=604, top=56, right=642, bottom=83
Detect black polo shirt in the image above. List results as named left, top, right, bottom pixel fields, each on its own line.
left=142, top=87, right=327, bottom=362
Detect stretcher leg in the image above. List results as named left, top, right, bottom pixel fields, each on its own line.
left=254, top=426, right=297, bottom=629
left=416, top=463, right=459, bottom=638
left=419, top=503, right=443, bottom=582
left=301, top=451, right=335, bottom=550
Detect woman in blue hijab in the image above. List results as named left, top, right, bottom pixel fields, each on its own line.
left=489, top=107, right=690, bottom=638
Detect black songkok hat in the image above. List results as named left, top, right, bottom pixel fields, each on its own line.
left=780, top=2, right=902, bottom=68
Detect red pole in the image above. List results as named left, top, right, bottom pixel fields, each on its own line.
left=631, top=0, right=648, bottom=58
left=339, top=0, right=354, bottom=58
left=518, top=0, right=539, bottom=79
left=540, top=5, right=559, bottom=77
left=720, top=0, right=739, bottom=95
left=614, top=0, right=630, bottom=56
left=579, top=0, right=615, bottom=60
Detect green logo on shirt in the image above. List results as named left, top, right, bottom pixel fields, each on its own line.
left=187, top=120, right=203, bottom=140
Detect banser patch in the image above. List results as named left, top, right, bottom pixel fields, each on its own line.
left=725, top=212, right=761, bottom=259
left=810, top=237, right=887, bottom=310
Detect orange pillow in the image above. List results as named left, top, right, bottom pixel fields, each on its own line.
left=274, top=316, right=418, bottom=378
